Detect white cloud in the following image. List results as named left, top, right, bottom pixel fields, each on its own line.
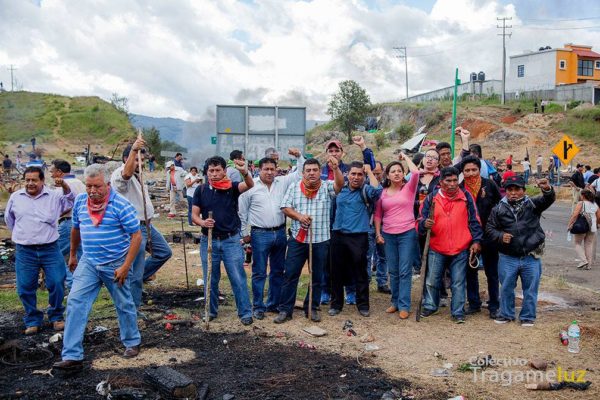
left=0, top=0, right=598, bottom=121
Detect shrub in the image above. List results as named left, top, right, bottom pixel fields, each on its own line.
left=567, top=100, right=582, bottom=110
left=374, top=132, right=387, bottom=149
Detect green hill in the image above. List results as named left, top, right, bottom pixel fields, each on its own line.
left=0, top=91, right=134, bottom=146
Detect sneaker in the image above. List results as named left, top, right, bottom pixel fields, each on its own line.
left=420, top=309, right=439, bottom=318
left=494, top=316, right=512, bottom=324
left=253, top=311, right=265, bottom=320
left=576, top=262, right=589, bottom=269
left=520, top=320, right=535, bottom=327
left=345, top=293, right=356, bottom=305
left=273, top=312, right=292, bottom=324
left=439, top=298, right=449, bottom=308
left=328, top=308, right=342, bottom=316
left=377, top=285, right=392, bottom=294
left=489, top=310, right=499, bottom=320
left=358, top=309, right=370, bottom=317
left=202, top=314, right=216, bottom=323
left=241, top=317, right=254, bottom=326
left=320, top=293, right=330, bottom=305
left=305, top=310, right=321, bottom=322
left=453, top=316, right=465, bottom=324
left=465, top=307, right=481, bottom=315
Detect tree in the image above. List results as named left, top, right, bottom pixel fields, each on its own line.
left=143, top=126, right=161, bottom=160
left=110, top=93, right=129, bottom=116
left=327, top=80, right=371, bottom=143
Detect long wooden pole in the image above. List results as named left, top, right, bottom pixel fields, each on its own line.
left=137, top=129, right=153, bottom=256
left=416, top=201, right=436, bottom=322
left=307, top=224, right=313, bottom=321
left=180, top=217, right=190, bottom=290
left=205, top=211, right=213, bottom=330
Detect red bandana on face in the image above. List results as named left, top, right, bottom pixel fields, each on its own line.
left=88, top=189, right=111, bottom=226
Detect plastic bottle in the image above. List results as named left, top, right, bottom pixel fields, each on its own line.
left=295, top=223, right=309, bottom=243
left=567, top=320, right=580, bottom=353
left=567, top=231, right=573, bottom=242
left=244, top=244, right=253, bottom=264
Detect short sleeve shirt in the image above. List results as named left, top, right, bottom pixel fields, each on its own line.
left=192, top=182, right=242, bottom=236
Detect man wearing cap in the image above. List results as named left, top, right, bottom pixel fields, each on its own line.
left=487, top=176, right=555, bottom=326
left=320, top=136, right=375, bottom=306
left=165, top=160, right=186, bottom=218
left=111, top=138, right=172, bottom=309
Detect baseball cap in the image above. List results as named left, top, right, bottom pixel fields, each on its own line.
left=503, top=176, right=526, bottom=189
left=325, top=139, right=343, bottom=151
left=166, top=161, right=174, bottom=168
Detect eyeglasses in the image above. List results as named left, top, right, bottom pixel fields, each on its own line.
left=424, top=155, right=439, bottom=160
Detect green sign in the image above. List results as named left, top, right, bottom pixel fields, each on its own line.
left=211, top=136, right=217, bottom=145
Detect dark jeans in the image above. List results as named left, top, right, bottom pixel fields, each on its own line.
left=250, top=227, right=287, bottom=313
left=187, top=196, right=193, bottom=225
left=467, top=243, right=500, bottom=312
left=278, top=237, right=328, bottom=315
left=330, top=231, right=369, bottom=311
left=322, top=246, right=355, bottom=300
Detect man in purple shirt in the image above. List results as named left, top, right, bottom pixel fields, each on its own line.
left=4, top=166, right=74, bottom=335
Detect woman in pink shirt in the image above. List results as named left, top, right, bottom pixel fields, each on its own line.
left=374, top=153, right=419, bottom=319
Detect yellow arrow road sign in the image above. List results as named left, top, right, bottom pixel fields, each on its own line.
left=552, top=135, right=579, bottom=165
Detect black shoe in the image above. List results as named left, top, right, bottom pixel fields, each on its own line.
left=452, top=316, right=465, bottom=324
left=520, top=320, right=535, bottom=327
left=253, top=311, right=265, bottom=320
left=305, top=310, right=321, bottom=322
left=241, top=317, right=254, bottom=326
left=273, top=312, right=292, bottom=324
left=53, top=359, right=83, bottom=369
left=266, top=308, right=279, bottom=314
left=377, top=285, right=392, bottom=294
left=465, top=307, right=481, bottom=315
left=328, top=308, right=341, bottom=316
left=494, top=316, right=512, bottom=324
left=420, top=309, right=439, bottom=318
left=489, top=310, right=499, bottom=319
left=358, top=309, right=370, bottom=317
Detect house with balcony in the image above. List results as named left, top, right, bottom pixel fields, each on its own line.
left=506, top=43, right=600, bottom=104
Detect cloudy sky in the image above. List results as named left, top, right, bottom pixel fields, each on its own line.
left=1, top=0, right=599, bottom=121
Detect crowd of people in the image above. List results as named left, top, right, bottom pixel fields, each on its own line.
left=3, top=128, right=600, bottom=371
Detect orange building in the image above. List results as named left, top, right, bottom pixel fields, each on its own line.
left=555, top=44, right=600, bottom=85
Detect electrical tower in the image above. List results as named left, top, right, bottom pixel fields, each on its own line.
left=497, top=17, right=512, bottom=104
left=393, top=46, right=409, bottom=100
left=8, top=65, right=17, bottom=91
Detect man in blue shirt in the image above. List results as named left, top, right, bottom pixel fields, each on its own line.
left=53, top=164, right=142, bottom=369
left=329, top=162, right=382, bottom=317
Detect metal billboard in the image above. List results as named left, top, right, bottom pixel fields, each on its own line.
left=216, top=105, right=306, bottom=161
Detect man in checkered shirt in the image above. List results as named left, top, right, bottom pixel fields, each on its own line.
left=273, top=157, right=344, bottom=323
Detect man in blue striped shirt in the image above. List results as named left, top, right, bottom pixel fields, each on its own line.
left=54, top=164, right=142, bottom=369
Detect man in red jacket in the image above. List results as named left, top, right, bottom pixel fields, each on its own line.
left=418, top=167, right=483, bottom=323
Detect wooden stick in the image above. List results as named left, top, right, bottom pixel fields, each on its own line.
left=416, top=201, right=436, bottom=322
left=205, top=211, right=213, bottom=330
left=136, top=129, right=153, bottom=256
left=180, top=217, right=189, bottom=290
left=307, top=224, right=313, bottom=321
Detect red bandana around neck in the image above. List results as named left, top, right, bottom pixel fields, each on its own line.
left=209, top=177, right=233, bottom=190
left=300, top=179, right=321, bottom=199
left=88, top=190, right=111, bottom=227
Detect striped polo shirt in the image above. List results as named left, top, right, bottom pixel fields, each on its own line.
left=72, top=189, right=140, bottom=265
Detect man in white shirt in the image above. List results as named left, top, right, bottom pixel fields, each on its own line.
left=111, top=139, right=172, bottom=309
left=50, top=159, right=86, bottom=289
left=238, top=148, right=304, bottom=320
left=521, top=157, right=531, bottom=183
left=165, top=161, right=186, bottom=218
left=184, top=167, right=203, bottom=226
left=536, top=155, right=543, bottom=178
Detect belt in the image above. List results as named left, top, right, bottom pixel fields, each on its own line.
left=58, top=217, right=72, bottom=224
left=204, top=231, right=238, bottom=240
left=18, top=240, right=58, bottom=248
left=251, top=224, right=286, bottom=231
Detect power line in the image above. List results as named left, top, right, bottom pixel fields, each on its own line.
left=497, top=17, right=512, bottom=105
left=393, top=46, right=409, bottom=100
left=521, top=16, right=600, bottom=22
left=514, top=25, right=600, bottom=30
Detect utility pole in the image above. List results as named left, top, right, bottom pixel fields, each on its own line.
left=497, top=17, right=512, bottom=105
left=393, top=46, right=409, bottom=100
left=7, top=65, right=18, bottom=91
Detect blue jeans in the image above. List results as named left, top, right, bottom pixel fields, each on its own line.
left=61, top=255, right=140, bottom=360
left=279, top=237, right=328, bottom=315
left=383, top=229, right=416, bottom=312
left=423, top=249, right=468, bottom=318
left=130, top=223, right=173, bottom=307
left=498, top=254, right=541, bottom=321
left=58, top=218, right=82, bottom=289
left=251, top=228, right=287, bottom=313
left=187, top=196, right=194, bottom=225
left=367, top=231, right=387, bottom=286
left=15, top=242, right=66, bottom=328
left=200, top=235, right=252, bottom=319
left=524, top=170, right=530, bottom=183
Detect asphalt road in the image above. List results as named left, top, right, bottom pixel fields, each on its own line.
left=540, top=202, right=600, bottom=293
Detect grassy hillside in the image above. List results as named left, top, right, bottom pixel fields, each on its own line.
left=0, top=91, right=134, bottom=146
